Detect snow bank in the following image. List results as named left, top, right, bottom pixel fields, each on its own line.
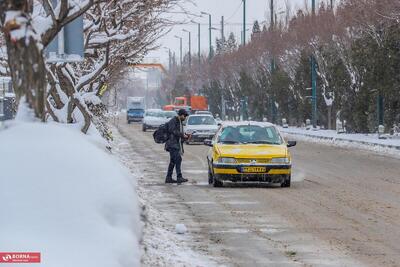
left=280, top=127, right=400, bottom=157
left=0, top=122, right=141, bottom=267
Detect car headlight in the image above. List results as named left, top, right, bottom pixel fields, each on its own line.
left=217, top=157, right=237, bottom=164
left=271, top=157, right=290, bottom=164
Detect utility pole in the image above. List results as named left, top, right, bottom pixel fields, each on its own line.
left=209, top=14, right=212, bottom=58
left=174, top=35, right=183, bottom=66
left=180, top=37, right=182, bottom=66
left=311, top=0, right=317, bottom=128
left=201, top=12, right=213, bottom=59
left=242, top=0, right=246, bottom=45
left=168, top=49, right=171, bottom=70
left=198, top=23, right=201, bottom=63
left=270, top=0, right=274, bottom=30
left=183, top=29, right=191, bottom=67
left=221, top=16, right=226, bottom=120
left=221, top=16, right=225, bottom=41
left=269, top=0, right=277, bottom=123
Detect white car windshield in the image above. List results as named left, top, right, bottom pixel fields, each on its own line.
left=187, top=116, right=216, bottom=126
left=218, top=125, right=283, bottom=145
left=145, top=111, right=163, bottom=117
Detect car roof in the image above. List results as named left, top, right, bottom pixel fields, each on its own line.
left=221, top=121, right=275, bottom=128
left=146, top=109, right=162, bottom=112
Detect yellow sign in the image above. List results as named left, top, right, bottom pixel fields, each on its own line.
left=98, top=84, right=108, bottom=96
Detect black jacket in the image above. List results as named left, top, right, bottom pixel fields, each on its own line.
left=165, top=116, right=185, bottom=152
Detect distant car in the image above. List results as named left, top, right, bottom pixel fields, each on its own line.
left=184, top=115, right=219, bottom=144
left=142, top=110, right=176, bottom=131
left=195, top=110, right=213, bottom=115
left=204, top=121, right=297, bottom=188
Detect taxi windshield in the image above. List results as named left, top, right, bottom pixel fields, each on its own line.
left=218, top=125, right=283, bottom=145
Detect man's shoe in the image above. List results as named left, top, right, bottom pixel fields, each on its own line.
left=177, top=177, right=188, bottom=184
left=165, top=178, right=177, bottom=184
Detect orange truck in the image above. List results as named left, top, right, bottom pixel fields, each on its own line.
left=164, top=96, right=208, bottom=114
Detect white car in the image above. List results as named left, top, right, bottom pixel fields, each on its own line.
left=143, top=110, right=176, bottom=131
left=184, top=115, right=220, bottom=144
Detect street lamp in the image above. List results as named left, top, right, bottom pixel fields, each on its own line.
left=311, top=0, right=317, bottom=128
left=201, top=11, right=213, bottom=59
left=182, top=29, right=191, bottom=67
left=191, top=19, right=201, bottom=64
left=242, top=0, right=246, bottom=45
left=163, top=47, right=171, bottom=70
left=174, top=35, right=182, bottom=66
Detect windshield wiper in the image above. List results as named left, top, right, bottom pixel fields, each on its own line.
left=246, top=140, right=280, bottom=145
left=219, top=140, right=241, bottom=144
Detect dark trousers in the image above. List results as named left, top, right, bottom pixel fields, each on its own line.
left=166, top=149, right=182, bottom=179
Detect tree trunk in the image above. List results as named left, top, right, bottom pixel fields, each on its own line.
left=0, top=0, right=47, bottom=121
left=328, top=105, right=332, bottom=130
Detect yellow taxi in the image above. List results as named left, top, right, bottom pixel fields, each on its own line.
left=204, top=121, right=296, bottom=187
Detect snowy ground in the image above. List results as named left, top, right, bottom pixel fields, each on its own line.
left=0, top=121, right=141, bottom=267
left=111, top=126, right=222, bottom=267
left=279, top=127, right=400, bottom=157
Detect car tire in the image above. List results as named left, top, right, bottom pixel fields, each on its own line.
left=213, top=177, right=223, bottom=187
left=281, top=175, right=291, bottom=188
left=208, top=166, right=213, bottom=185
left=142, top=124, right=147, bottom=132
left=127, top=120, right=131, bottom=124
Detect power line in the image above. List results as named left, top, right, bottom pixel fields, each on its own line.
left=225, top=1, right=243, bottom=24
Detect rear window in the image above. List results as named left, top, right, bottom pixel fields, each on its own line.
left=187, top=116, right=216, bottom=126
left=145, top=111, right=163, bottom=117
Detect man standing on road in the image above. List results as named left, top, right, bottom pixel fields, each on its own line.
left=165, top=109, right=190, bottom=184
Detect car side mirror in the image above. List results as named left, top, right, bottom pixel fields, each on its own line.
left=287, top=141, right=297, bottom=148
left=203, top=139, right=213, bottom=147
left=217, top=123, right=222, bottom=126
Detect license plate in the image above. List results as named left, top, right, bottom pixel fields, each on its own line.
left=241, top=167, right=267, bottom=173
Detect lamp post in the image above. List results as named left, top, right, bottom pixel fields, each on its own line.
left=163, top=47, right=171, bottom=70
left=201, top=11, right=213, bottom=59
left=174, top=35, right=182, bottom=66
left=311, top=0, right=317, bottom=128
left=242, top=0, right=246, bottom=45
left=182, top=29, right=191, bottom=67
left=191, top=19, right=201, bottom=64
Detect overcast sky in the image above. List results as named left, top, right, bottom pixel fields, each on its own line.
left=149, top=0, right=331, bottom=64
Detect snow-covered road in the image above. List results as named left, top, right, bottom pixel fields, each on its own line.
left=115, top=119, right=400, bottom=267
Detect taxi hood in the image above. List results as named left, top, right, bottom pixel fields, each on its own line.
left=215, top=144, right=287, bottom=158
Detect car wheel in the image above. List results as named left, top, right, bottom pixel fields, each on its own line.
left=213, top=177, right=223, bottom=187
left=142, top=124, right=147, bottom=132
left=208, top=166, right=213, bottom=185
left=281, top=175, right=291, bottom=188
left=127, top=120, right=131, bottom=124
